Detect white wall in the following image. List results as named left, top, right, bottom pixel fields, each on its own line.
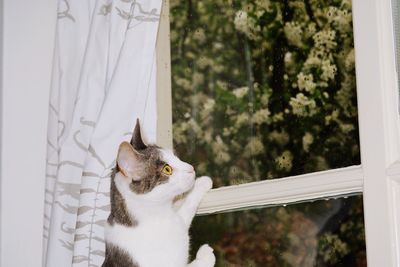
left=0, top=1, right=56, bottom=266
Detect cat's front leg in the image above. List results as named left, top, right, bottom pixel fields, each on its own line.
left=187, top=244, right=216, bottom=267
left=177, top=176, right=212, bottom=227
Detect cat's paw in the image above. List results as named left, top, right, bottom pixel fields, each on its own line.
left=196, top=244, right=216, bottom=267
left=195, top=176, right=213, bottom=192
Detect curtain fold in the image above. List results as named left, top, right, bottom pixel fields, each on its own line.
left=43, top=1, right=162, bottom=266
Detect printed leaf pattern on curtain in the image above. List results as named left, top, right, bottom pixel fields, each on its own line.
left=43, top=0, right=161, bottom=266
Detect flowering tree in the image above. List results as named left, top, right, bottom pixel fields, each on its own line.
left=170, top=0, right=365, bottom=266
left=171, top=0, right=358, bottom=186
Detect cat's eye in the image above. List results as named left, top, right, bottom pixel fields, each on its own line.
left=161, top=164, right=173, bottom=175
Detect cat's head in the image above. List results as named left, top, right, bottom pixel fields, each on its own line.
left=115, top=120, right=196, bottom=201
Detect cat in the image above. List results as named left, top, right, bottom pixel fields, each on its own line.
left=102, top=119, right=216, bottom=267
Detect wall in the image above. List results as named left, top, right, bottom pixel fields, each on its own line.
left=0, top=1, right=56, bottom=266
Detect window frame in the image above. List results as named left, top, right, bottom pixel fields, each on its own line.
left=156, top=0, right=400, bottom=265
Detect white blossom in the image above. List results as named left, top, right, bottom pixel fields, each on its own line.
left=320, top=234, right=349, bottom=263
left=188, top=118, right=202, bottom=136
left=213, top=64, right=224, bottom=73
left=313, top=30, right=337, bottom=51
left=204, top=130, right=212, bottom=143
left=289, top=93, right=318, bottom=117
left=325, top=110, right=340, bottom=125
left=216, top=80, right=228, bottom=90
left=260, top=93, right=270, bottom=105
left=235, top=113, right=250, bottom=128
left=175, top=78, right=191, bottom=91
left=334, top=9, right=353, bottom=33
left=305, top=22, right=317, bottom=38
left=255, top=0, right=272, bottom=11
left=197, top=56, right=214, bottom=69
left=314, top=156, right=329, bottom=171
left=233, top=10, right=248, bottom=33
left=212, top=136, right=231, bottom=165
left=268, top=130, right=290, bottom=146
left=345, top=49, right=355, bottom=71
left=200, top=98, right=215, bottom=119
left=234, top=10, right=260, bottom=40
left=336, top=73, right=355, bottom=116
left=326, top=6, right=338, bottom=23
left=173, top=122, right=189, bottom=144
left=203, top=98, right=215, bottom=110
left=252, top=108, right=270, bottom=125
left=275, top=150, right=293, bottom=172
left=244, top=137, right=265, bottom=157
left=284, top=52, right=293, bottom=64
left=232, top=86, right=249, bottom=98
left=192, top=73, right=204, bottom=87
left=213, top=42, right=223, bottom=50
left=272, top=112, right=284, bottom=122
left=302, top=132, right=314, bottom=152
left=193, top=28, right=206, bottom=44
left=284, top=22, right=304, bottom=48
left=321, top=60, right=337, bottom=81
left=222, top=127, right=232, bottom=137
left=304, top=52, right=322, bottom=69
left=340, top=123, right=355, bottom=134
left=296, top=72, right=317, bottom=93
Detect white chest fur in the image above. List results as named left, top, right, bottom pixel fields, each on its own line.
left=105, top=215, right=189, bottom=267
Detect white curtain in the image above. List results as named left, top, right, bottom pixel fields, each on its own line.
left=43, top=0, right=162, bottom=266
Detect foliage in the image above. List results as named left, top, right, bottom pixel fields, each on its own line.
left=171, top=0, right=359, bottom=186
left=190, top=196, right=366, bottom=267
left=170, top=0, right=365, bottom=266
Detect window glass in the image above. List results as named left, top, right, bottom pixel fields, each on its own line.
left=170, top=0, right=360, bottom=186
left=190, top=195, right=366, bottom=267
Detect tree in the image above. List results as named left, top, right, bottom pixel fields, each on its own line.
left=170, top=0, right=365, bottom=266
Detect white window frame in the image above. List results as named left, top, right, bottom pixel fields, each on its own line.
left=156, top=0, right=400, bottom=266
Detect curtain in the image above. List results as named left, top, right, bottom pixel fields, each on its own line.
left=43, top=0, right=162, bottom=266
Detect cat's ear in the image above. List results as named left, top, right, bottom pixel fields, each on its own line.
left=117, top=142, right=142, bottom=181
left=130, top=119, right=147, bottom=150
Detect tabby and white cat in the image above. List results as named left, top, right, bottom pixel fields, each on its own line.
left=102, top=120, right=216, bottom=267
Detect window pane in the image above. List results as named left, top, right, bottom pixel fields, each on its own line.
left=170, top=0, right=360, bottom=186
left=190, top=195, right=366, bottom=267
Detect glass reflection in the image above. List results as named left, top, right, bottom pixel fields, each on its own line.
left=190, top=196, right=366, bottom=267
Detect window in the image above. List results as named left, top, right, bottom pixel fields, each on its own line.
left=0, top=0, right=399, bottom=266
left=168, top=1, right=365, bottom=265
left=156, top=0, right=400, bottom=266
left=191, top=196, right=365, bottom=266
left=170, top=0, right=360, bottom=187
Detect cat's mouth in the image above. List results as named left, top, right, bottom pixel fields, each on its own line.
left=181, top=172, right=196, bottom=192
